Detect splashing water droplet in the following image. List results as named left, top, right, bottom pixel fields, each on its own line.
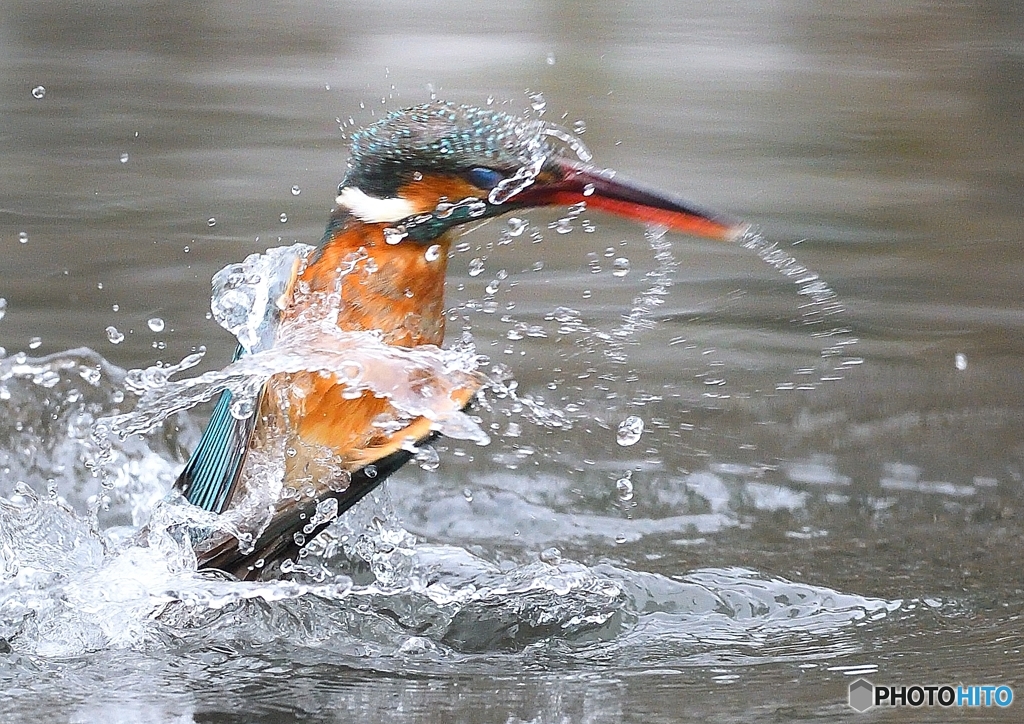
left=540, top=547, right=562, bottom=564
left=229, top=396, right=254, bottom=420
left=18, top=232, right=28, bottom=244
left=616, top=473, right=634, bottom=501
left=291, top=185, right=301, bottom=195
left=210, top=244, right=314, bottom=353
left=468, top=258, right=485, bottom=277
left=616, top=415, right=644, bottom=446
left=506, top=217, right=527, bottom=237
left=31, top=85, right=46, bottom=99
left=28, top=336, right=42, bottom=350
left=413, top=444, right=440, bottom=471
left=528, top=91, right=546, bottom=115
left=612, top=257, right=631, bottom=277
left=383, top=227, right=406, bottom=245
left=147, top=317, right=165, bottom=333
left=551, top=218, right=573, bottom=235
left=105, top=326, right=124, bottom=344
left=424, top=244, right=442, bottom=262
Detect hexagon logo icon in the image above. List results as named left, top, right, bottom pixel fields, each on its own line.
left=848, top=678, right=874, bottom=712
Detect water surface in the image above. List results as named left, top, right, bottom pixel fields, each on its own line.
left=1, top=1, right=1023, bottom=722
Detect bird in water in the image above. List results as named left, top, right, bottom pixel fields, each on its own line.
left=174, top=101, right=746, bottom=579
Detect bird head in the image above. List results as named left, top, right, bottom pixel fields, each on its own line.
left=333, top=101, right=747, bottom=244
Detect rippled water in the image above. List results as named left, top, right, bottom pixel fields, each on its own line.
left=2, top=1, right=1024, bottom=722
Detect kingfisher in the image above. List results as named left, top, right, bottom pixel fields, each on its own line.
left=174, top=101, right=745, bottom=579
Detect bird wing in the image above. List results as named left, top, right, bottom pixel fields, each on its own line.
left=196, top=380, right=482, bottom=579
left=173, top=347, right=259, bottom=514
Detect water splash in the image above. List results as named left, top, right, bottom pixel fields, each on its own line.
left=0, top=348, right=192, bottom=528
left=210, top=244, right=313, bottom=353
left=103, top=327, right=489, bottom=446
left=0, top=483, right=905, bottom=660
left=739, top=227, right=861, bottom=388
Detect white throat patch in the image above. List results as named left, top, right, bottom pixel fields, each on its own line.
left=336, top=187, right=417, bottom=224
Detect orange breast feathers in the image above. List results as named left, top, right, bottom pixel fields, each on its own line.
left=265, top=216, right=464, bottom=469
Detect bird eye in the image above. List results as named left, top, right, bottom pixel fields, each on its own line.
left=465, top=167, right=504, bottom=190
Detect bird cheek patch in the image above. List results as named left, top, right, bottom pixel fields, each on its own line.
left=336, top=186, right=418, bottom=223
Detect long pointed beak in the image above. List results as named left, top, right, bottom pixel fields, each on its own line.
left=511, top=160, right=747, bottom=242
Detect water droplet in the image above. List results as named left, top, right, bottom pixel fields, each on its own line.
left=546, top=53, right=556, bottom=65
left=615, top=534, right=627, bottom=545
left=612, top=257, right=631, bottom=277
left=18, top=232, right=28, bottom=244
left=412, top=171, right=423, bottom=181
left=414, top=444, right=440, bottom=471
left=291, top=185, right=301, bottom=195
left=147, top=317, right=165, bottom=332
left=462, top=488, right=473, bottom=502
left=112, top=304, right=119, bottom=312
left=364, top=464, right=378, bottom=479
left=279, top=213, right=288, bottom=223
left=31, top=85, right=46, bottom=99
left=96, top=282, right=103, bottom=290
left=540, top=547, right=561, bottom=564
left=119, top=152, right=129, bottom=164
left=955, top=352, right=967, bottom=371
left=424, top=244, right=442, bottom=262
left=207, top=217, right=216, bottom=227
left=0, top=298, right=6, bottom=322
left=229, top=397, right=254, bottom=420
left=105, top=326, right=124, bottom=344
left=616, top=473, right=634, bottom=501
left=528, top=91, right=546, bottom=115
left=551, top=218, right=573, bottom=234
left=582, top=183, right=595, bottom=197
left=573, top=120, right=587, bottom=134
left=485, top=278, right=501, bottom=295
left=506, top=217, right=527, bottom=237
left=28, top=336, right=41, bottom=350
left=383, top=227, right=406, bottom=245
left=616, top=415, right=644, bottom=446
left=468, top=257, right=485, bottom=277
